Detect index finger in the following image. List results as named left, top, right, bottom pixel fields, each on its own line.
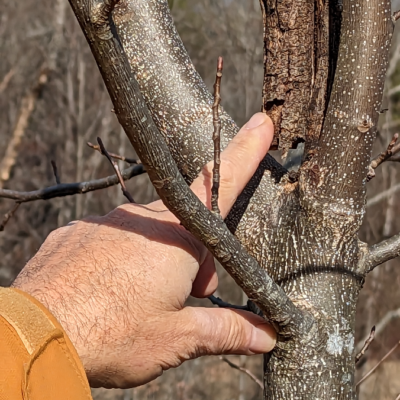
left=190, top=113, right=274, bottom=218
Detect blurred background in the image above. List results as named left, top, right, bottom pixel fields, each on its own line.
left=1, top=0, right=400, bottom=398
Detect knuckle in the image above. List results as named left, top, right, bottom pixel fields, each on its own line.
left=221, top=312, right=249, bottom=352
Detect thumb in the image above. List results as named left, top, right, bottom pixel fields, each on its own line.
left=179, top=306, right=276, bottom=357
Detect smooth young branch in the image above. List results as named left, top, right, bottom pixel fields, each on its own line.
left=355, top=326, right=375, bottom=364
left=211, top=57, right=223, bottom=215
left=97, top=137, right=135, bottom=203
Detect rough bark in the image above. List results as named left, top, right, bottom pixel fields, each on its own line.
left=65, top=0, right=395, bottom=398
left=259, top=0, right=330, bottom=157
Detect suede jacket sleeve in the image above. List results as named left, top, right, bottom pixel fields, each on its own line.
left=0, top=287, right=92, bottom=400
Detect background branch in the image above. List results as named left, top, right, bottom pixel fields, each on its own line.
left=0, top=66, right=48, bottom=188
left=219, top=356, right=263, bottom=390
left=356, top=340, right=400, bottom=387
left=356, top=308, right=400, bottom=353
left=368, top=134, right=400, bottom=181
left=87, top=141, right=138, bottom=164
left=97, top=137, right=135, bottom=203
left=50, top=160, right=61, bottom=185
left=0, top=164, right=145, bottom=203
left=0, top=203, right=20, bottom=232
left=355, top=326, right=375, bottom=364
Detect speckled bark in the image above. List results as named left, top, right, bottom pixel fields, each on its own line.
left=66, top=0, right=393, bottom=398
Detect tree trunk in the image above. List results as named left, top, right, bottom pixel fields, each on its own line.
left=66, top=0, right=396, bottom=398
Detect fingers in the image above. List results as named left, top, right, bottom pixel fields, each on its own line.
left=190, top=251, right=218, bottom=298
left=191, top=113, right=274, bottom=218
left=179, top=306, right=276, bottom=356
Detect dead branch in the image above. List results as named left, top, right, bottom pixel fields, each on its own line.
left=366, top=232, right=400, bottom=272
left=68, top=0, right=314, bottom=338
left=0, top=66, right=48, bottom=187
left=97, top=137, right=135, bottom=203
left=87, top=142, right=138, bottom=164
left=368, top=133, right=400, bottom=181
left=355, top=326, right=375, bottom=364
left=211, top=56, right=223, bottom=215
left=219, top=356, right=263, bottom=390
left=0, top=203, right=20, bottom=232
left=356, top=340, right=400, bottom=387
left=50, top=160, right=61, bottom=185
left=393, top=10, right=400, bottom=22
left=356, top=308, right=400, bottom=353
left=0, top=164, right=145, bottom=203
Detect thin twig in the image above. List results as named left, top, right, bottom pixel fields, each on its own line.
left=393, top=10, right=400, bottom=22
left=0, top=164, right=145, bottom=203
left=0, top=203, right=20, bottom=232
left=50, top=160, right=61, bottom=185
left=355, top=309, right=400, bottom=353
left=208, top=295, right=249, bottom=311
left=368, top=133, right=400, bottom=181
left=97, top=137, right=135, bottom=203
left=87, top=142, right=138, bottom=164
left=356, top=340, right=400, bottom=387
left=211, top=57, right=223, bottom=215
left=219, top=356, right=263, bottom=390
left=395, top=394, right=400, bottom=400
left=355, top=326, right=375, bottom=364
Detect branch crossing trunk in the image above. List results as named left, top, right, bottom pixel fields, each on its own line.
left=65, top=0, right=394, bottom=398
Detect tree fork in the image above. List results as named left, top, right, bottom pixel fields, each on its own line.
left=65, top=0, right=395, bottom=398
left=67, top=0, right=314, bottom=338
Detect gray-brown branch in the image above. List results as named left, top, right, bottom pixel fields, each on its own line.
left=0, top=164, right=145, bottom=203
left=365, top=232, right=400, bottom=273
left=67, top=0, right=313, bottom=338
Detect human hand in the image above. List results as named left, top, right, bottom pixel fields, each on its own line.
left=12, top=113, right=276, bottom=389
